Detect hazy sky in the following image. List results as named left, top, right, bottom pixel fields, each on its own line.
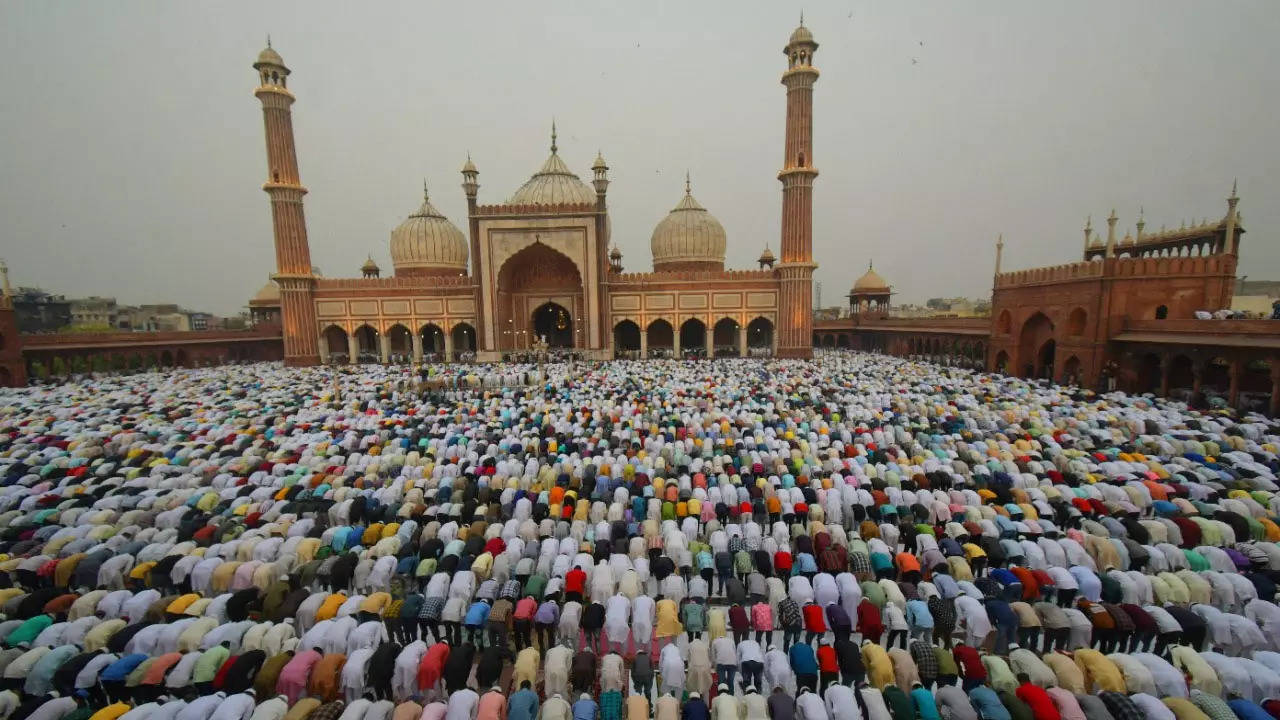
left=2, top=1, right=1278, bottom=316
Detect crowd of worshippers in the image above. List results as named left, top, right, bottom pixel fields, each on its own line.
left=1, top=355, right=1280, bottom=720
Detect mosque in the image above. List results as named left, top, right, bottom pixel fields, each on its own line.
left=250, top=21, right=821, bottom=366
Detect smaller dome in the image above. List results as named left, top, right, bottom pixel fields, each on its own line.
left=789, top=24, right=815, bottom=46
left=249, top=279, right=280, bottom=306
left=593, top=152, right=608, bottom=171
left=650, top=176, right=727, bottom=271
left=758, top=246, right=776, bottom=264
left=461, top=154, right=477, bottom=174
left=609, top=245, right=622, bottom=260
left=254, top=46, right=285, bottom=69
left=390, top=186, right=468, bottom=276
left=852, top=263, right=890, bottom=293
left=361, top=256, right=380, bottom=273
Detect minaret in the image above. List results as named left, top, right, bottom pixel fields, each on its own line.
left=1104, top=209, right=1117, bottom=259
left=777, top=17, right=820, bottom=358
left=253, top=41, right=320, bottom=366
left=1135, top=207, right=1145, bottom=243
left=1224, top=179, right=1240, bottom=254
left=461, top=153, right=483, bottom=347
left=1082, top=216, right=1092, bottom=258
left=994, top=234, right=1004, bottom=275
left=592, top=150, right=611, bottom=350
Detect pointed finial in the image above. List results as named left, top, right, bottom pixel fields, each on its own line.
left=1085, top=215, right=1092, bottom=231
left=423, top=178, right=429, bottom=202
left=800, top=10, right=805, bottom=26
left=1108, top=208, right=1117, bottom=221
left=1231, top=178, right=1238, bottom=198
left=550, top=119, right=557, bottom=154
left=868, top=259, right=874, bottom=270
left=1139, top=206, right=1144, bottom=221
left=685, top=171, right=691, bottom=195
left=267, top=34, right=272, bottom=49
left=997, top=233, right=1003, bottom=246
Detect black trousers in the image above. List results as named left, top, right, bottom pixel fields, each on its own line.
left=513, top=619, right=533, bottom=650
left=1055, top=589, right=1077, bottom=608
left=1042, top=627, right=1069, bottom=653
left=740, top=660, right=764, bottom=692
left=886, top=628, right=908, bottom=649
left=1154, top=630, right=1182, bottom=656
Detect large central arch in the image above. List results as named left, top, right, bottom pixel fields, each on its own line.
left=532, top=302, right=574, bottom=348
left=495, top=242, right=584, bottom=351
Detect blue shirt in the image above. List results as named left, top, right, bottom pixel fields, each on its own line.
left=795, top=553, right=818, bottom=573
left=1229, top=699, right=1272, bottom=720
left=905, top=600, right=934, bottom=630
left=788, top=642, right=818, bottom=675
left=968, top=687, right=1011, bottom=720
left=911, top=688, right=941, bottom=720
left=101, top=653, right=149, bottom=682
left=933, top=574, right=960, bottom=599
left=509, top=689, right=540, bottom=720
left=990, top=568, right=1019, bottom=587
left=464, top=601, right=492, bottom=626
left=572, top=698, right=598, bottom=720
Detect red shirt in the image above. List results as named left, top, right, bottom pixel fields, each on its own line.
left=565, top=568, right=587, bottom=594
left=513, top=597, right=537, bottom=621
left=856, top=599, right=882, bottom=634
left=817, top=645, right=839, bottom=673
left=1015, top=683, right=1060, bottom=720
left=775, top=552, right=793, bottom=573
left=803, top=603, right=827, bottom=632
left=952, top=645, right=986, bottom=680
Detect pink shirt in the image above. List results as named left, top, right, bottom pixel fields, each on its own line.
left=752, top=603, right=773, bottom=632
left=477, top=692, right=507, bottom=720
left=1046, top=688, right=1086, bottom=720
left=419, top=703, right=447, bottom=720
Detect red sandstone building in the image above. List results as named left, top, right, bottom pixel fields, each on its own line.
left=248, top=22, right=820, bottom=366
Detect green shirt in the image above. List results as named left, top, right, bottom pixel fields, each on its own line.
left=5, top=615, right=53, bottom=648
left=192, top=645, right=231, bottom=683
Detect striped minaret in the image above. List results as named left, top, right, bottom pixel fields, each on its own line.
left=777, top=18, right=819, bottom=358
left=254, top=40, right=320, bottom=366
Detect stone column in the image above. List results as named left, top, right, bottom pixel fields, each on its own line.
left=379, top=333, right=390, bottom=364
left=1229, top=358, right=1243, bottom=408
left=318, top=334, right=329, bottom=364
left=673, top=328, right=681, bottom=359
left=705, top=323, right=713, bottom=358
left=347, top=333, right=359, bottom=365
left=444, top=330, right=455, bottom=362
left=411, top=331, right=423, bottom=364
left=639, top=329, right=648, bottom=360
left=738, top=323, right=748, bottom=357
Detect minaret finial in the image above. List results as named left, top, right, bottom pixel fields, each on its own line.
left=551, top=119, right=557, bottom=154
left=868, top=259, right=873, bottom=270
left=423, top=178, right=429, bottom=202
left=685, top=171, right=691, bottom=195
left=266, top=34, right=271, bottom=49
left=1231, top=178, right=1238, bottom=199
left=800, top=10, right=805, bottom=26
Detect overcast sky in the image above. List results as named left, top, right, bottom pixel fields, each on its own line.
left=2, top=1, right=1277, bottom=316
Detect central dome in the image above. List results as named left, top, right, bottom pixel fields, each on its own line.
left=650, top=176, right=727, bottom=272
left=508, top=126, right=597, bottom=206
left=389, top=185, right=468, bottom=277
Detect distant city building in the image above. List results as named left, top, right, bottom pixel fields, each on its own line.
left=12, top=288, right=71, bottom=334
left=68, top=296, right=119, bottom=328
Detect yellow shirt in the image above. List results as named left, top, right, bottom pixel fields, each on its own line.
left=1073, top=648, right=1125, bottom=693
left=862, top=643, right=894, bottom=689
left=90, top=703, right=131, bottom=720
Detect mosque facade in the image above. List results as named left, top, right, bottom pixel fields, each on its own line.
left=250, top=22, right=820, bottom=366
